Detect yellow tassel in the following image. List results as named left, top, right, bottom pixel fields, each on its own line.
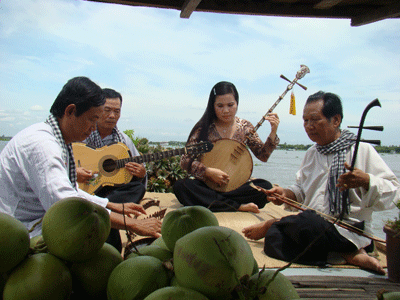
left=289, top=91, right=296, bottom=115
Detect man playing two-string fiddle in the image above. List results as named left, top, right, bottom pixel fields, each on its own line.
left=173, top=81, right=280, bottom=213
left=243, top=91, right=400, bottom=274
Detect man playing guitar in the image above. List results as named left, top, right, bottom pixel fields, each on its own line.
left=76, top=88, right=148, bottom=252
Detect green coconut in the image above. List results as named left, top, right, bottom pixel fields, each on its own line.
left=107, top=255, right=169, bottom=300
left=42, top=197, right=110, bottom=262
left=0, top=212, right=30, bottom=273
left=30, top=235, right=48, bottom=254
left=70, top=243, right=123, bottom=299
left=143, top=286, right=210, bottom=300
left=151, top=236, right=169, bottom=250
left=0, top=273, right=8, bottom=297
left=126, top=251, right=140, bottom=260
left=127, top=244, right=173, bottom=262
left=173, top=226, right=254, bottom=300
left=3, top=253, right=72, bottom=300
left=161, top=206, right=219, bottom=251
left=377, top=290, right=400, bottom=300
left=170, top=276, right=181, bottom=287
left=252, top=257, right=259, bottom=275
left=248, top=269, right=299, bottom=300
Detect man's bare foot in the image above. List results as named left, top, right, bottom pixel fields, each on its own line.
left=238, top=203, right=260, bottom=213
left=242, top=218, right=277, bottom=240
left=341, top=248, right=385, bottom=275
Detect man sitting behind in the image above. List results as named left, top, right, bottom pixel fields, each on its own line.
left=77, top=88, right=147, bottom=201
left=243, top=91, right=399, bottom=274
left=0, top=77, right=161, bottom=245
left=77, top=88, right=148, bottom=251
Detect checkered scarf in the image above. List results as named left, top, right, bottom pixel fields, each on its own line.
left=85, top=126, right=126, bottom=148
left=45, top=114, right=77, bottom=190
left=316, top=129, right=356, bottom=216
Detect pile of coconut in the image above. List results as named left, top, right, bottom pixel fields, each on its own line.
left=0, top=197, right=300, bottom=300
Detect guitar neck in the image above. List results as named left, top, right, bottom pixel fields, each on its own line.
left=115, top=147, right=186, bottom=169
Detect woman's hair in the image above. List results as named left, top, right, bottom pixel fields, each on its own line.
left=188, top=81, right=239, bottom=143
left=50, top=76, right=105, bottom=118
left=306, top=91, right=343, bottom=124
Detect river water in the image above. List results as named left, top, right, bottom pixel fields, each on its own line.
left=1, top=140, right=398, bottom=239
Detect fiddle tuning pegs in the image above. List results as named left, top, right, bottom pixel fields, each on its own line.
left=348, top=125, right=384, bottom=131
left=280, top=74, right=308, bottom=90
left=350, top=139, right=381, bottom=146
left=362, top=139, right=381, bottom=146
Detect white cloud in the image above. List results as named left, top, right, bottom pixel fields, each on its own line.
left=0, top=116, right=15, bottom=122
left=30, top=105, right=44, bottom=111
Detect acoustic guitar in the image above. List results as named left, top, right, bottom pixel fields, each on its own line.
left=201, top=65, right=310, bottom=193
left=72, top=141, right=213, bottom=195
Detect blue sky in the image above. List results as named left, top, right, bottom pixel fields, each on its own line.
left=1, top=0, right=399, bottom=145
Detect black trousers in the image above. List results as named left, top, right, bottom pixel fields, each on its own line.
left=96, top=181, right=146, bottom=253
left=173, top=178, right=272, bottom=212
left=264, top=210, right=358, bottom=266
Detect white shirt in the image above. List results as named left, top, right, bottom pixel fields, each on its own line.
left=288, top=142, right=399, bottom=249
left=0, top=123, right=109, bottom=237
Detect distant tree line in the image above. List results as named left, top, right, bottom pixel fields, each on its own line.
left=278, top=143, right=313, bottom=151
left=147, top=141, right=400, bottom=154
left=0, top=136, right=12, bottom=141
left=2, top=131, right=400, bottom=154
left=149, top=141, right=186, bottom=147
left=374, top=146, right=400, bottom=154
left=278, top=143, right=400, bottom=153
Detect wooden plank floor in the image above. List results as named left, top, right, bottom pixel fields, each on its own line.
left=288, top=276, right=400, bottom=299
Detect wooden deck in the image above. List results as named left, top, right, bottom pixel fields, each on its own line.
left=288, top=276, right=400, bottom=299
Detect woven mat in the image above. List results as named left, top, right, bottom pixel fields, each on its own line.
left=120, top=192, right=387, bottom=269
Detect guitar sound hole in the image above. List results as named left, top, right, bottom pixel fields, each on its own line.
left=103, top=159, right=117, bottom=173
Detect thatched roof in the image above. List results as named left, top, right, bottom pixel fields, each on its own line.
left=88, top=0, right=400, bottom=26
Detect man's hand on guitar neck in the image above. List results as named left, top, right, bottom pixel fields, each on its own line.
left=125, top=162, right=146, bottom=179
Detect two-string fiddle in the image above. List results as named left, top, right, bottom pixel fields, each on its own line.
left=340, top=98, right=383, bottom=219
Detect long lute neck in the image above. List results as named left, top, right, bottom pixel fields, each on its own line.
left=246, top=65, right=310, bottom=141
left=115, top=148, right=187, bottom=170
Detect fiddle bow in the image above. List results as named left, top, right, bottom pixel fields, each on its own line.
left=250, top=183, right=386, bottom=244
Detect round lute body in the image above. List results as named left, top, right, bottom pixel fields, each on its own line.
left=201, top=139, right=253, bottom=192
